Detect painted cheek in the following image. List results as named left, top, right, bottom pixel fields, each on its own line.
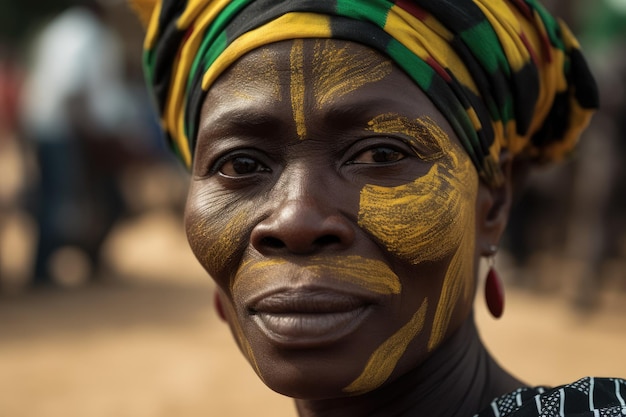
left=186, top=197, right=252, bottom=284
left=355, top=131, right=479, bottom=386
left=185, top=199, right=264, bottom=378
left=426, top=153, right=478, bottom=351
left=186, top=198, right=264, bottom=376
left=358, top=114, right=476, bottom=265
left=357, top=158, right=475, bottom=265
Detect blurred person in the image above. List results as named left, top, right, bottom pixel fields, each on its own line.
left=19, top=0, right=145, bottom=287
left=0, top=45, right=28, bottom=286
left=128, top=1, right=626, bottom=416
left=0, top=46, right=22, bottom=137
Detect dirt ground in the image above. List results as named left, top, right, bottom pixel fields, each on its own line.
left=1, top=209, right=626, bottom=417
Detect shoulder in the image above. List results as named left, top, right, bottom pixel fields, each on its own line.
left=475, top=377, right=626, bottom=417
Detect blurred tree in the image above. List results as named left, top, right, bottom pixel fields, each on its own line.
left=577, top=0, right=626, bottom=50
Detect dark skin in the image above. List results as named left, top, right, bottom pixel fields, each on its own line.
left=185, top=39, right=524, bottom=416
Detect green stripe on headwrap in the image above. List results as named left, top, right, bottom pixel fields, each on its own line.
left=336, top=0, right=390, bottom=27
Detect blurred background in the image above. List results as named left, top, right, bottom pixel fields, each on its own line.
left=0, top=0, right=625, bottom=416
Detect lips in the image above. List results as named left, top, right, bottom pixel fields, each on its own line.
left=247, top=288, right=374, bottom=348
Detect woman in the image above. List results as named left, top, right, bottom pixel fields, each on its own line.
left=131, top=0, right=626, bottom=415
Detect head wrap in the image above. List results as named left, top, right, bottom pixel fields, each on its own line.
left=132, top=0, right=598, bottom=187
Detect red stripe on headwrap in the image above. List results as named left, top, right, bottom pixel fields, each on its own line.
left=519, top=32, right=539, bottom=66
left=395, top=0, right=429, bottom=20
left=176, top=24, right=195, bottom=61
left=426, top=56, right=452, bottom=82
left=511, top=0, right=533, bottom=21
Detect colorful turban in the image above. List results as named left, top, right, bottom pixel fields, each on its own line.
left=132, top=0, right=598, bottom=187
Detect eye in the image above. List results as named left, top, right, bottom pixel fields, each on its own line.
left=216, top=154, right=271, bottom=177
left=348, top=146, right=407, bottom=165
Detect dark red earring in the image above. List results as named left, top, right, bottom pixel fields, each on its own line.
left=214, top=291, right=227, bottom=322
left=485, top=247, right=505, bottom=319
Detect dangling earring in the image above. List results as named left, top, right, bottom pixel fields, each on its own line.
left=485, top=245, right=505, bottom=319
left=214, top=290, right=227, bottom=322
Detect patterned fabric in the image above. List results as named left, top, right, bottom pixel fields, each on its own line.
left=476, top=377, right=626, bottom=417
left=134, top=0, right=598, bottom=187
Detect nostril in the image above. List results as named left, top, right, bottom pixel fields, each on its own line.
left=314, top=235, right=341, bottom=247
left=260, top=236, right=285, bottom=249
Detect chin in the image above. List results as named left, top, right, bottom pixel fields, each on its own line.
left=240, top=322, right=433, bottom=401
left=243, top=338, right=367, bottom=399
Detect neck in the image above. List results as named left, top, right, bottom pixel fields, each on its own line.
left=294, top=314, right=524, bottom=417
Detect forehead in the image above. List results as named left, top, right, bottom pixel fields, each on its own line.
left=224, top=39, right=388, bottom=78
left=199, top=38, right=457, bottom=144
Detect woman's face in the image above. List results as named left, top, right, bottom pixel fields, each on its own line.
left=186, top=39, right=484, bottom=399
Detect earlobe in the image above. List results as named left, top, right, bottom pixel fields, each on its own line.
left=476, top=153, right=515, bottom=257
left=214, top=289, right=228, bottom=322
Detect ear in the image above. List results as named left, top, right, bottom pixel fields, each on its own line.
left=475, top=153, right=515, bottom=257
left=213, top=288, right=229, bottom=323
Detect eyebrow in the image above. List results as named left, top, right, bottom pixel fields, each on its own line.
left=321, top=97, right=408, bottom=128
left=366, top=113, right=447, bottom=161
left=198, top=108, right=284, bottom=139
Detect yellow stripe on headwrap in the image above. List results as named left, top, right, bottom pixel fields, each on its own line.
left=163, top=0, right=232, bottom=166
left=201, top=12, right=333, bottom=90
left=385, top=5, right=480, bottom=97
left=475, top=0, right=531, bottom=72
left=177, top=0, right=230, bottom=29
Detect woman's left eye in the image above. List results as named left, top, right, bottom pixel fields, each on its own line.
left=348, top=146, right=406, bottom=165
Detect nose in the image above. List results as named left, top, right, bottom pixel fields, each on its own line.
left=250, top=196, right=355, bottom=255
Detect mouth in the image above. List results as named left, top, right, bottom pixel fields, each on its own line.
left=247, top=289, right=374, bottom=348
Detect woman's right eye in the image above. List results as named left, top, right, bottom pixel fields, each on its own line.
left=216, top=155, right=270, bottom=177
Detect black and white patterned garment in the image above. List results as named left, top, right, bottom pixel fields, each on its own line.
left=475, top=377, right=626, bottom=417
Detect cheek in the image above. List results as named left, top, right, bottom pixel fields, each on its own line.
left=357, top=154, right=479, bottom=353
left=358, top=158, right=477, bottom=265
left=184, top=183, right=253, bottom=285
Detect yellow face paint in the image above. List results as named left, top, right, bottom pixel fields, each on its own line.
left=188, top=209, right=262, bottom=377
left=357, top=115, right=478, bottom=354
left=290, top=39, right=307, bottom=140
left=367, top=113, right=445, bottom=162
left=312, top=39, right=392, bottom=109
left=232, top=253, right=401, bottom=384
left=428, top=223, right=475, bottom=351
left=359, top=116, right=475, bottom=264
left=287, top=39, right=393, bottom=140
left=189, top=210, right=251, bottom=277
left=233, top=255, right=401, bottom=296
left=307, top=255, right=401, bottom=295
left=343, top=298, right=428, bottom=394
